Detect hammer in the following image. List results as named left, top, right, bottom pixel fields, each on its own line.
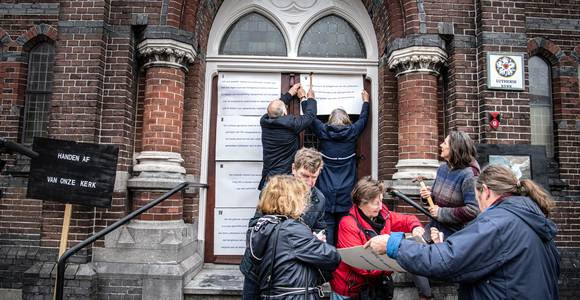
left=413, top=176, right=435, bottom=209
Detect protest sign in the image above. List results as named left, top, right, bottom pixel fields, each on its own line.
left=27, top=137, right=119, bottom=208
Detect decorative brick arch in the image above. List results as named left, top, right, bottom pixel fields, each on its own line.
left=16, top=23, right=58, bottom=51
left=528, top=37, right=565, bottom=66
left=573, top=45, right=580, bottom=66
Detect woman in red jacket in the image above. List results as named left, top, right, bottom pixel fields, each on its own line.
left=330, top=177, right=425, bottom=299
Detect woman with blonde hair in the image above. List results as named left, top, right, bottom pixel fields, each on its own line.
left=365, top=165, right=560, bottom=299
left=247, top=175, right=340, bottom=299
left=311, top=90, right=370, bottom=245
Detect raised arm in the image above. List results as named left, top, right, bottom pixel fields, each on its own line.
left=288, top=221, right=340, bottom=271
left=292, top=88, right=317, bottom=133
left=393, top=217, right=505, bottom=283
left=352, top=101, right=370, bottom=137
left=280, top=83, right=301, bottom=105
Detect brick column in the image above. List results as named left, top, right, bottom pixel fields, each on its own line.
left=388, top=46, right=447, bottom=193
left=94, top=38, right=200, bottom=300
left=128, top=39, right=195, bottom=221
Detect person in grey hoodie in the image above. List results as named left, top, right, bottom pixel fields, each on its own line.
left=365, top=164, right=560, bottom=300
left=246, top=175, right=340, bottom=299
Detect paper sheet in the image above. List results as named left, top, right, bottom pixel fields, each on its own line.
left=218, top=72, right=281, bottom=116
left=337, top=246, right=405, bottom=272
left=215, top=161, right=262, bottom=207
left=214, top=208, right=255, bottom=255
left=216, top=115, right=262, bottom=161
left=300, top=73, right=364, bottom=115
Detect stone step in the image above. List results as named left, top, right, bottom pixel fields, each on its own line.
left=183, top=264, right=242, bottom=300
left=183, top=263, right=333, bottom=299
left=183, top=263, right=457, bottom=299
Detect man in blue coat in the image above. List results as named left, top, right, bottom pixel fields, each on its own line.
left=258, top=83, right=317, bottom=190
left=365, top=165, right=560, bottom=300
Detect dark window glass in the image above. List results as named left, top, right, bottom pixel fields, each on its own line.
left=298, top=15, right=366, bottom=58
left=219, top=12, right=287, bottom=56
left=23, top=43, right=55, bottom=144
left=529, top=56, right=554, bottom=158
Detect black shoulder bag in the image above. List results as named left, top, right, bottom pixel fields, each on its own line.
left=348, top=214, right=394, bottom=300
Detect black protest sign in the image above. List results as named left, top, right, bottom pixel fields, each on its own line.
left=27, top=138, right=119, bottom=208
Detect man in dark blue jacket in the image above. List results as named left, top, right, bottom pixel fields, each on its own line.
left=258, top=83, right=317, bottom=190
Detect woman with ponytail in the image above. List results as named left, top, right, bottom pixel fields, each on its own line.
left=365, top=165, right=561, bottom=300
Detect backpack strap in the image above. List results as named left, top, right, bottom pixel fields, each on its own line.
left=267, top=218, right=284, bottom=295
left=348, top=213, right=375, bottom=241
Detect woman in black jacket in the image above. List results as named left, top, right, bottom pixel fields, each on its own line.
left=311, top=90, right=370, bottom=245
left=247, top=175, right=340, bottom=299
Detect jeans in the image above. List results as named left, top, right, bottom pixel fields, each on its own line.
left=324, top=211, right=350, bottom=245
left=331, top=292, right=352, bottom=300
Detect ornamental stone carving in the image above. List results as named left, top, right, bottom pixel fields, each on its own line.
left=387, top=46, right=447, bottom=77
left=137, top=39, right=196, bottom=72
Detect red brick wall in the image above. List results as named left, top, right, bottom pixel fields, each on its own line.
left=363, top=0, right=405, bottom=179
left=133, top=191, right=183, bottom=221
left=0, top=4, right=59, bottom=253
left=181, top=0, right=222, bottom=222
left=109, top=0, right=163, bottom=26
left=376, top=65, right=399, bottom=179
left=475, top=1, right=530, bottom=144
left=38, top=0, right=111, bottom=257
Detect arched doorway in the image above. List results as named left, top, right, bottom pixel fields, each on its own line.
left=199, top=0, right=379, bottom=262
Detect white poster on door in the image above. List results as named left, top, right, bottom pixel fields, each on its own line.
left=214, top=207, right=255, bottom=255
left=300, top=74, right=364, bottom=115
left=215, top=161, right=262, bottom=207
left=216, top=115, right=262, bottom=161
left=218, top=72, right=282, bottom=116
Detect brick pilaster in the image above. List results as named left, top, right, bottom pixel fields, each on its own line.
left=388, top=46, right=447, bottom=191
left=142, top=66, right=185, bottom=153
left=128, top=38, right=195, bottom=221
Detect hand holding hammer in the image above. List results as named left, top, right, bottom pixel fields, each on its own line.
left=414, top=176, right=438, bottom=217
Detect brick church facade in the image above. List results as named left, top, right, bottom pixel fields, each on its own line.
left=1, top=0, right=578, bottom=299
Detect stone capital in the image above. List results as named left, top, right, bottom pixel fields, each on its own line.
left=137, top=38, right=196, bottom=72
left=387, top=46, right=447, bottom=77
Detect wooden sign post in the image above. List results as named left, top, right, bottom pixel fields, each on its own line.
left=53, top=203, right=72, bottom=300
left=58, top=204, right=73, bottom=257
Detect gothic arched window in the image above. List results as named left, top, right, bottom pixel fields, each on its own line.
left=298, top=14, right=366, bottom=58
left=529, top=56, right=554, bottom=158
left=219, top=12, right=287, bottom=56
left=23, top=42, right=55, bottom=144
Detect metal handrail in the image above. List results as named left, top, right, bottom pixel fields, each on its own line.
left=387, top=187, right=460, bottom=233
left=54, top=181, right=208, bottom=300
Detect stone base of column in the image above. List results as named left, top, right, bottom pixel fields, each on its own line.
left=392, top=159, right=441, bottom=195
left=93, top=220, right=203, bottom=300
